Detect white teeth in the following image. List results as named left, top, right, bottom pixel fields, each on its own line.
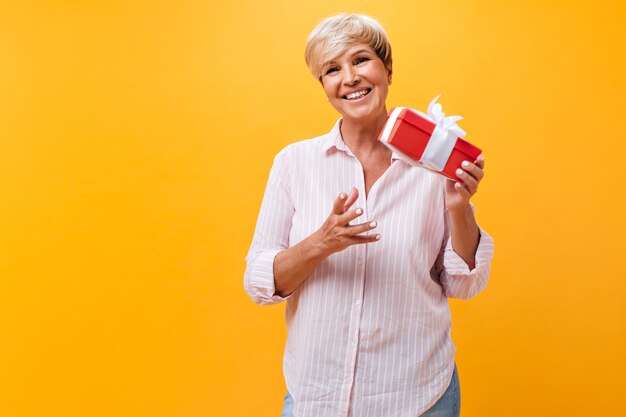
left=345, top=89, right=370, bottom=100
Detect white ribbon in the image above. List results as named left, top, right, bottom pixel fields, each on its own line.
left=419, top=95, right=466, bottom=171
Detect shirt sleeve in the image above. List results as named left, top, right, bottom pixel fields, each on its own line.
left=432, top=202, right=495, bottom=300
left=244, top=149, right=295, bottom=305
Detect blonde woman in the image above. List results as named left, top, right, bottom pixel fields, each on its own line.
left=245, top=13, right=494, bottom=417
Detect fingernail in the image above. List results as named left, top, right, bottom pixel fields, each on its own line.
left=375, top=234, right=381, bottom=240
left=462, top=161, right=470, bottom=167
left=340, top=193, right=346, bottom=199
left=370, top=221, right=377, bottom=227
left=456, top=169, right=464, bottom=176
left=356, top=208, right=363, bottom=215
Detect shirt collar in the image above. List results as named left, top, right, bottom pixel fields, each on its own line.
left=320, top=119, right=349, bottom=154
left=321, top=118, right=402, bottom=161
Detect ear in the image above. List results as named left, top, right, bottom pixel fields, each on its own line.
left=386, top=66, right=393, bottom=84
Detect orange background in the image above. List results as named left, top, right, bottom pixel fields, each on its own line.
left=1, top=1, right=624, bottom=416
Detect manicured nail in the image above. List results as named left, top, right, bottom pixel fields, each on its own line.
left=340, top=193, right=346, bottom=199
left=370, top=221, right=377, bottom=227
left=462, top=161, right=470, bottom=167
left=356, top=208, right=363, bottom=215
left=375, top=234, right=381, bottom=240
left=456, top=168, right=464, bottom=176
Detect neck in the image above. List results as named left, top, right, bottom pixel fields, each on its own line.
left=339, top=110, right=389, bottom=155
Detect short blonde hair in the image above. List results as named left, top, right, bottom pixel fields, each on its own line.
left=305, top=13, right=393, bottom=81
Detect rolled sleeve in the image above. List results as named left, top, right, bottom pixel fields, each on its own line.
left=244, top=249, right=291, bottom=305
left=440, top=227, right=494, bottom=299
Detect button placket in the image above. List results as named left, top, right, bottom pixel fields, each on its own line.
left=339, top=154, right=370, bottom=415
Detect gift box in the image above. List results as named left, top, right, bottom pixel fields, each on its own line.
left=378, top=96, right=482, bottom=181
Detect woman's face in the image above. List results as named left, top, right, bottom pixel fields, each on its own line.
left=320, top=43, right=391, bottom=123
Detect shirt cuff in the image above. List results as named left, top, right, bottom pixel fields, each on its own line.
left=443, top=227, right=494, bottom=275
left=245, top=249, right=291, bottom=305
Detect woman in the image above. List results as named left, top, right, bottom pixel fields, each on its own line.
left=244, top=13, right=494, bottom=417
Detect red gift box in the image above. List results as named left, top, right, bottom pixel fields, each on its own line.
left=378, top=98, right=482, bottom=182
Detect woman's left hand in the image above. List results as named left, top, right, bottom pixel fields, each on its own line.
left=445, top=154, right=485, bottom=211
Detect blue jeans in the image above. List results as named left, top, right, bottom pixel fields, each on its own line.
left=281, top=363, right=460, bottom=417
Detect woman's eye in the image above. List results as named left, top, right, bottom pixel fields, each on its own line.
left=355, top=57, right=370, bottom=65
left=325, top=67, right=339, bottom=75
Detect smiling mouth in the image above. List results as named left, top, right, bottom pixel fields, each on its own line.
left=342, top=88, right=372, bottom=100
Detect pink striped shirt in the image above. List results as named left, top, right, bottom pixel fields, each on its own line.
left=244, top=119, right=494, bottom=417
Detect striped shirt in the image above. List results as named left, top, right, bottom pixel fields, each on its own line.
left=244, top=119, right=494, bottom=417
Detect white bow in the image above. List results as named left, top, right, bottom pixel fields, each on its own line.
left=427, top=94, right=467, bottom=138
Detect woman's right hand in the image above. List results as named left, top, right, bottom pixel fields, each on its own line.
left=313, top=187, right=381, bottom=256
left=273, top=187, right=380, bottom=297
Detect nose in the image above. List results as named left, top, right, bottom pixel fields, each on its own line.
left=343, top=65, right=360, bottom=85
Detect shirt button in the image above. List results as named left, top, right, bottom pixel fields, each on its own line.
left=357, top=257, right=363, bottom=265
left=355, top=299, right=361, bottom=306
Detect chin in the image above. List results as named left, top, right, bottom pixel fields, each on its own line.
left=343, top=106, right=386, bottom=121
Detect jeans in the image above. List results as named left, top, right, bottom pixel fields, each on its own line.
left=281, top=363, right=460, bottom=417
